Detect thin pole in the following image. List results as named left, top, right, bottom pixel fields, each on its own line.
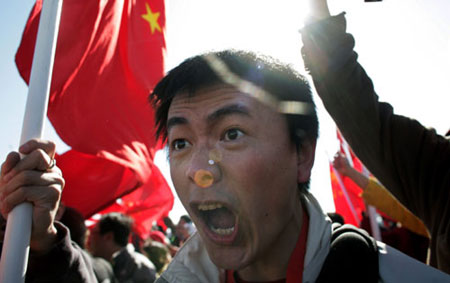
left=0, top=0, right=62, bottom=281
left=361, top=166, right=382, bottom=241
left=331, top=166, right=361, bottom=226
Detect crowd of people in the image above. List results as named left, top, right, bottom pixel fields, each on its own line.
left=0, top=206, right=196, bottom=282
left=0, top=0, right=449, bottom=281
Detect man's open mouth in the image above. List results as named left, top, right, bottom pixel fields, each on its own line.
left=195, top=202, right=238, bottom=240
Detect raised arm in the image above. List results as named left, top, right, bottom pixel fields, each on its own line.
left=302, top=0, right=449, bottom=226
left=302, top=1, right=450, bottom=272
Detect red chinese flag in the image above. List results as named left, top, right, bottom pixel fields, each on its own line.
left=15, top=0, right=173, bottom=234
left=96, top=165, right=171, bottom=239
left=329, top=163, right=362, bottom=226
left=329, top=130, right=366, bottom=226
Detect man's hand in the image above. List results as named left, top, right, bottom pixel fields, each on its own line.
left=0, top=139, right=65, bottom=255
left=332, top=152, right=352, bottom=176
left=307, top=0, right=331, bottom=22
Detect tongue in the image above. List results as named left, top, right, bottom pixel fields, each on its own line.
left=207, top=207, right=235, bottom=229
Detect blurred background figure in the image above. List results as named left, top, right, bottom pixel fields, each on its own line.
left=175, top=215, right=196, bottom=246
left=142, top=239, right=172, bottom=276
left=57, top=205, right=87, bottom=248
left=57, top=205, right=117, bottom=283
left=87, top=212, right=157, bottom=283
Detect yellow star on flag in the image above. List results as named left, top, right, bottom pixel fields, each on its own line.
left=141, top=2, right=161, bottom=34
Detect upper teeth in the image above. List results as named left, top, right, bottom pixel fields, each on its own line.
left=198, top=203, right=224, bottom=211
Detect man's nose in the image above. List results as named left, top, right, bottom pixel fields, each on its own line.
left=186, top=148, right=222, bottom=188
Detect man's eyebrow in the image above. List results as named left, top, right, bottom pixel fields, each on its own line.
left=167, top=104, right=251, bottom=132
left=167, top=117, right=188, bottom=132
left=207, top=104, right=251, bottom=123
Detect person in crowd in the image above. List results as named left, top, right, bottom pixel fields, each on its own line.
left=87, top=212, right=157, bottom=282
left=147, top=49, right=448, bottom=282
left=142, top=239, right=172, bottom=276
left=148, top=230, right=168, bottom=245
left=302, top=0, right=450, bottom=274
left=175, top=215, right=196, bottom=246
left=149, top=229, right=179, bottom=258
left=162, top=216, right=180, bottom=247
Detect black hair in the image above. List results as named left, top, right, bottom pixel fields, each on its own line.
left=150, top=50, right=319, bottom=192
left=98, top=213, right=133, bottom=247
left=142, top=240, right=171, bottom=274
left=179, top=215, right=192, bottom=224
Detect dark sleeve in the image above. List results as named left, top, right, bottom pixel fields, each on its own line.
left=26, top=222, right=98, bottom=283
left=300, top=13, right=450, bottom=230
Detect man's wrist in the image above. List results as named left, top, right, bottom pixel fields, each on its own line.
left=30, top=225, right=58, bottom=255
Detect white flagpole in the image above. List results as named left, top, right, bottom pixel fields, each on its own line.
left=0, top=0, right=63, bottom=281
left=361, top=166, right=382, bottom=241
left=342, top=136, right=382, bottom=241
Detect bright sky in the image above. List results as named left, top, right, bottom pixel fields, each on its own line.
left=1, top=0, right=449, bottom=220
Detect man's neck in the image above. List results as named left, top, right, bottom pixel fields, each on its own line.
left=107, top=244, right=126, bottom=263
left=236, top=201, right=306, bottom=281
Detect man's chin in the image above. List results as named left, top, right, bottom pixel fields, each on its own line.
left=206, top=245, right=251, bottom=271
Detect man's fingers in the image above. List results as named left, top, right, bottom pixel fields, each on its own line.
left=0, top=184, right=62, bottom=215
left=0, top=152, right=21, bottom=179
left=1, top=170, right=63, bottom=197
left=2, top=149, right=54, bottom=183
left=19, top=139, right=56, bottom=160
left=1, top=139, right=57, bottom=182
left=307, top=0, right=331, bottom=20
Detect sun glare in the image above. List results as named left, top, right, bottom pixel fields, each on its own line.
left=166, top=0, right=310, bottom=71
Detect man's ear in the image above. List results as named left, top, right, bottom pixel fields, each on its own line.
left=297, top=139, right=317, bottom=183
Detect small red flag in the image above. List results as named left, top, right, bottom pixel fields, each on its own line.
left=329, top=130, right=366, bottom=226
left=16, top=0, right=173, bottom=237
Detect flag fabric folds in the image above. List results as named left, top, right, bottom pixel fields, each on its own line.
left=16, top=0, right=173, bottom=238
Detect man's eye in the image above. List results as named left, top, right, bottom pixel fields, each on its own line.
left=172, top=139, right=190, bottom=151
left=224, top=128, right=244, bottom=141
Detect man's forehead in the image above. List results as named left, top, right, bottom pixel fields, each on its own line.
left=168, top=85, right=258, bottom=117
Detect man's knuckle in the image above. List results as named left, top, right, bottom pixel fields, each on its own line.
left=49, top=185, right=62, bottom=200
left=35, top=148, right=47, bottom=159
left=58, top=177, right=66, bottom=189
left=20, top=171, right=33, bottom=184
left=48, top=172, right=64, bottom=187
left=29, top=139, right=39, bottom=146
left=47, top=141, right=56, bottom=152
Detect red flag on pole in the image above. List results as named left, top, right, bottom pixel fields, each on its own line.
left=329, top=130, right=366, bottom=226
left=15, top=0, right=173, bottom=237
left=329, top=163, right=362, bottom=226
